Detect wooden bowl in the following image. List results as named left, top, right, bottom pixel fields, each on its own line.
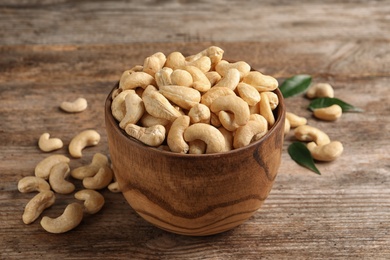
left=105, top=83, right=286, bottom=236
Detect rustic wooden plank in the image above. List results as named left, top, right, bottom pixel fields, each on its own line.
left=1, top=41, right=389, bottom=259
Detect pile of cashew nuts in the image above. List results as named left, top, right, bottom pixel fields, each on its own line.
left=111, top=46, right=281, bottom=154
left=19, top=128, right=120, bottom=233
left=284, top=83, right=344, bottom=161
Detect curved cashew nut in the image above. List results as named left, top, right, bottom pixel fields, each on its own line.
left=142, top=85, right=182, bottom=122
left=22, top=190, right=55, bottom=224
left=18, top=176, right=51, bottom=193
left=119, top=92, right=145, bottom=129
left=38, top=133, right=63, bottom=152
left=159, top=85, right=201, bottom=110
left=49, top=162, right=75, bottom=194
left=166, top=52, right=211, bottom=73
left=306, top=83, right=334, bottom=99
left=185, top=46, right=224, bottom=70
left=188, top=140, right=207, bottom=154
left=108, top=182, right=121, bottom=193
left=71, top=153, right=109, bottom=180
left=263, top=91, right=279, bottom=110
left=188, top=103, right=210, bottom=124
left=60, top=97, right=88, bottom=113
left=75, top=189, right=105, bottom=214
left=210, top=95, right=250, bottom=126
left=111, top=90, right=136, bottom=122
left=40, top=203, right=83, bottom=233
left=170, top=69, right=193, bottom=88
left=35, top=154, right=70, bottom=180
left=214, top=68, right=241, bottom=90
left=215, top=60, right=251, bottom=79
left=155, top=67, right=173, bottom=88
left=183, top=123, right=225, bottom=154
left=233, top=119, right=268, bottom=149
left=218, top=111, right=240, bottom=131
left=200, top=86, right=236, bottom=107
left=183, top=66, right=211, bottom=92
left=125, top=124, right=166, bottom=147
left=69, top=130, right=101, bottom=158
left=167, top=115, right=190, bottom=154
left=307, top=141, right=343, bottom=161
left=286, top=112, right=307, bottom=128
left=259, top=92, right=275, bottom=127
left=119, top=71, right=156, bottom=90
left=237, top=82, right=261, bottom=106
left=294, top=125, right=331, bottom=146
left=143, top=52, right=166, bottom=76
left=82, top=165, right=113, bottom=190
left=313, top=104, right=342, bottom=121
left=242, top=71, right=278, bottom=92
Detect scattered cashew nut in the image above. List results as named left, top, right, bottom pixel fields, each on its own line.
left=60, top=97, right=88, bottom=113
left=68, top=129, right=101, bottom=158
left=82, top=165, right=113, bottom=190
left=313, top=104, right=342, bottom=121
left=71, top=152, right=109, bottom=180
left=22, top=190, right=55, bottom=224
left=40, top=202, right=83, bottom=234
left=75, top=189, right=105, bottom=214
left=18, top=176, right=51, bottom=193
left=307, top=141, right=344, bottom=161
left=49, top=162, right=75, bottom=194
left=294, top=125, right=331, bottom=146
left=306, top=83, right=334, bottom=99
left=35, top=154, right=70, bottom=180
left=108, top=182, right=121, bottom=193
left=286, top=112, right=307, bottom=128
left=38, top=133, right=63, bottom=152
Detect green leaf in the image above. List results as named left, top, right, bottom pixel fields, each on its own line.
left=308, top=97, right=363, bottom=112
left=279, top=75, right=312, bottom=98
left=288, top=142, right=321, bottom=175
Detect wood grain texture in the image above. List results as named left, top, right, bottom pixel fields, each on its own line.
left=1, top=0, right=390, bottom=259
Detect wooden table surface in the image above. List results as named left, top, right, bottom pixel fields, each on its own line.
left=1, top=1, right=390, bottom=259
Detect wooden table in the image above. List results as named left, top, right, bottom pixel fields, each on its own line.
left=1, top=1, right=389, bottom=259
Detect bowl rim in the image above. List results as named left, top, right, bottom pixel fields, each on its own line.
left=105, top=81, right=286, bottom=158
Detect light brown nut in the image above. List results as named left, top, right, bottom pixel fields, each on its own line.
left=71, top=153, right=109, bottom=180
left=107, top=182, right=121, bottom=193
left=69, top=130, right=101, bottom=158
left=143, top=52, right=166, bottom=76
left=35, top=154, right=70, bottom=180
left=215, top=60, right=251, bottom=79
left=214, top=68, right=241, bottom=90
left=22, top=190, right=55, bottom=224
left=75, top=189, right=105, bottom=214
left=188, top=103, right=211, bottom=124
left=294, top=125, right=331, bottom=146
left=40, top=203, right=83, bottom=234
left=313, top=104, right=342, bottom=121
left=185, top=46, right=224, bottom=70
left=218, top=127, right=233, bottom=152
left=49, top=162, right=75, bottom=194
left=183, top=66, right=211, bottom=92
left=262, top=91, right=279, bottom=110
left=205, top=71, right=222, bottom=86
left=125, top=124, right=166, bottom=147
left=159, top=85, right=201, bottom=110
left=284, top=118, right=291, bottom=135
left=233, top=120, right=268, bottom=149
left=167, top=115, right=190, bottom=154
left=82, top=165, right=113, bottom=190
left=60, top=97, right=88, bottom=113
left=259, top=92, right=275, bottom=127
left=200, top=86, right=236, bottom=107
left=307, top=141, right=344, bottom=161
left=38, top=133, right=63, bottom=152
left=119, top=70, right=156, bottom=90
left=210, top=95, right=250, bottom=126
left=119, top=92, right=145, bottom=129
left=18, top=176, right=51, bottom=193
left=165, top=52, right=186, bottom=70
left=218, top=111, right=240, bottom=131
left=286, top=112, right=307, bottom=128
left=237, top=82, right=261, bottom=106
left=188, top=140, right=207, bottom=154
left=111, top=89, right=136, bottom=122
left=170, top=69, right=193, bottom=87
left=183, top=123, right=225, bottom=154
left=142, top=85, right=182, bottom=122
left=155, top=67, right=173, bottom=88
left=306, top=83, right=334, bottom=99
left=242, top=71, right=278, bottom=92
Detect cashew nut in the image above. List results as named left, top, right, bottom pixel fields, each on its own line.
left=185, top=46, right=224, bottom=70
left=143, top=52, right=166, bottom=76
left=155, top=67, right=173, bottom=88
left=237, top=82, right=261, bottom=106
left=49, top=162, right=75, bottom=194
left=69, top=130, right=101, bottom=158
left=307, top=141, right=344, bottom=161
left=108, top=181, right=121, bottom=193
left=286, top=112, right=307, bottom=128
left=183, top=123, right=225, bottom=154
left=125, top=124, right=166, bottom=147
left=75, top=189, right=105, bottom=214
left=83, top=165, right=113, bottom=190
left=167, top=115, right=190, bottom=154
left=60, top=97, right=88, bottom=113
left=142, top=85, right=182, bottom=122
left=183, top=65, right=211, bottom=92
left=166, top=52, right=211, bottom=73
left=233, top=119, right=268, bottom=149
left=188, top=140, right=207, bottom=154
left=111, top=89, right=136, bottom=122
left=242, top=71, right=278, bottom=92
left=313, top=104, right=342, bottom=121
left=38, top=133, right=63, bottom=152
left=218, top=111, right=240, bottom=131
left=210, top=95, right=250, bottom=126
left=159, top=85, right=201, bottom=110
left=22, top=190, right=55, bottom=224
left=306, top=83, right=334, bottom=99
left=119, top=70, right=156, bottom=90
left=18, top=176, right=50, bottom=193
left=214, top=68, right=241, bottom=90
left=35, top=154, right=70, bottom=180
left=170, top=69, right=193, bottom=88
left=284, top=118, right=291, bottom=135
left=119, top=92, right=145, bottom=129
left=218, top=127, right=233, bottom=152
left=71, top=153, right=109, bottom=180
left=259, top=92, right=275, bottom=127
left=215, top=60, right=251, bottom=79
left=263, top=91, right=279, bottom=110
left=40, top=203, right=83, bottom=233
left=200, top=86, right=236, bottom=107
left=188, top=103, right=211, bottom=124
left=139, top=112, right=170, bottom=127
left=294, top=125, right=331, bottom=146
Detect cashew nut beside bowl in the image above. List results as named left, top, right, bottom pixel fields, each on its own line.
left=294, top=125, right=331, bottom=146
left=22, top=190, right=55, bottom=224
left=60, top=97, right=88, bottom=113
left=48, top=162, right=75, bottom=194
left=38, top=133, right=63, bottom=152
left=40, top=203, right=83, bottom=234
left=68, top=129, right=101, bottom=158
left=75, top=189, right=105, bottom=214
left=307, top=141, right=344, bottom=161
left=71, top=152, right=109, bottom=180
left=35, top=154, right=70, bottom=180
left=313, top=104, right=342, bottom=121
